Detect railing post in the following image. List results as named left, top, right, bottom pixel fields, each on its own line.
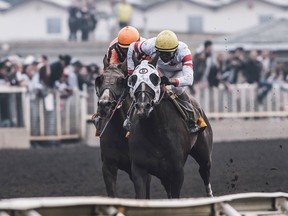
left=80, top=85, right=88, bottom=140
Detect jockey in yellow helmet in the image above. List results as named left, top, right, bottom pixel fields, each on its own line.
left=126, top=30, right=206, bottom=133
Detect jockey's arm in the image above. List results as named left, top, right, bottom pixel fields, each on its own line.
left=127, top=39, right=153, bottom=75
left=127, top=41, right=139, bottom=74
left=176, top=56, right=194, bottom=87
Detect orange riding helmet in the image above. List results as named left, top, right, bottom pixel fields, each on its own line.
left=118, top=26, right=140, bottom=48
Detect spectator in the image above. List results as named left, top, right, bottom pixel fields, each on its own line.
left=37, top=55, right=51, bottom=98
left=54, top=69, right=73, bottom=99
left=117, top=0, right=133, bottom=28
left=77, top=65, right=93, bottom=91
left=79, top=7, right=97, bottom=41
left=87, top=63, right=100, bottom=81
left=68, top=58, right=81, bottom=89
left=194, top=40, right=219, bottom=88
left=50, top=54, right=71, bottom=88
left=68, top=5, right=81, bottom=41
left=244, top=50, right=262, bottom=84
left=225, top=47, right=246, bottom=84
left=257, top=49, right=271, bottom=81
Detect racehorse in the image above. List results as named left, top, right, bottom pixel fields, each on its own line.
left=94, top=58, right=150, bottom=198
left=127, top=59, right=213, bottom=199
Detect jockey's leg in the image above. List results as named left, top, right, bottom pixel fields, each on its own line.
left=176, top=91, right=206, bottom=133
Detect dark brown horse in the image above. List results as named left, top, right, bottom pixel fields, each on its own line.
left=94, top=59, right=150, bottom=198
left=127, top=60, right=213, bottom=199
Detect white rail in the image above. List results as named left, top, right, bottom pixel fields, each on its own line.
left=0, top=192, right=287, bottom=216
left=2, top=84, right=288, bottom=145
left=86, top=83, right=288, bottom=120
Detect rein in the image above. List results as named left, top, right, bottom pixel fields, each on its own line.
left=99, top=86, right=129, bottom=137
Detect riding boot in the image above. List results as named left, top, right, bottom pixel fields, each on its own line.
left=177, top=92, right=201, bottom=133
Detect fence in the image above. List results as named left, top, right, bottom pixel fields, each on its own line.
left=28, top=89, right=86, bottom=141
left=86, top=83, right=288, bottom=120
left=0, top=86, right=87, bottom=144
left=194, top=83, right=288, bottom=118
left=1, top=84, right=288, bottom=144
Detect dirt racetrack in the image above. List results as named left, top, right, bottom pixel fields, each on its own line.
left=0, top=139, right=287, bottom=199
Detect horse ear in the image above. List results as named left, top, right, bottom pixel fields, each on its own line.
left=103, top=54, right=109, bottom=69
left=132, top=51, right=140, bottom=67
left=95, top=74, right=103, bottom=88
left=149, top=51, right=159, bottom=68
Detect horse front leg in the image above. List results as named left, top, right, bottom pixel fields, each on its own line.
left=102, top=163, right=118, bottom=197
left=131, top=162, right=149, bottom=199
left=170, top=168, right=184, bottom=198
left=146, top=175, right=151, bottom=199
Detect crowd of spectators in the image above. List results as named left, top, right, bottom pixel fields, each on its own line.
left=0, top=54, right=100, bottom=129
left=193, top=40, right=288, bottom=104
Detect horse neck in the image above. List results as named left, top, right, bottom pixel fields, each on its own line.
left=149, top=98, right=176, bottom=124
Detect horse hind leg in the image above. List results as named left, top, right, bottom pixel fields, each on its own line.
left=102, top=163, right=118, bottom=197
left=190, top=146, right=213, bottom=197
left=161, top=179, right=172, bottom=198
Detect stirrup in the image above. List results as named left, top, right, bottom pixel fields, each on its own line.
left=123, top=118, right=131, bottom=131
left=189, top=124, right=200, bottom=133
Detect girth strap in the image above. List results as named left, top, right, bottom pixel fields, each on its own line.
left=167, top=90, right=190, bottom=122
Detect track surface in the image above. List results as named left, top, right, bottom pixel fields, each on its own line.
left=0, top=139, right=287, bottom=199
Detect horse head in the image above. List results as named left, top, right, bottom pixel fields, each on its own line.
left=128, top=59, right=161, bottom=119
left=95, top=57, right=127, bottom=118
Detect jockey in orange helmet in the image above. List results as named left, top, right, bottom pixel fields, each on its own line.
left=93, top=26, right=141, bottom=136
left=106, top=26, right=141, bottom=64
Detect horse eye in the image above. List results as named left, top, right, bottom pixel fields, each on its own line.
left=145, top=103, right=151, bottom=109
left=128, top=75, right=137, bottom=87
left=117, top=78, right=124, bottom=86
left=149, top=73, right=160, bottom=86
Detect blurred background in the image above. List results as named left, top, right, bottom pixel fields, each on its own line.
left=0, top=0, right=288, bottom=61
left=0, top=0, right=288, bottom=148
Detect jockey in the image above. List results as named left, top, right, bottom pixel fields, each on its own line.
left=127, top=30, right=205, bottom=133
left=93, top=26, right=141, bottom=136
left=106, top=26, right=141, bottom=64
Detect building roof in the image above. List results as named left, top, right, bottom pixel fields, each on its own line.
left=2, top=0, right=288, bottom=11
left=0, top=0, right=71, bottom=11
left=213, top=18, right=288, bottom=51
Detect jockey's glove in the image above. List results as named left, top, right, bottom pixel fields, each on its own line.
left=160, top=76, right=171, bottom=85
left=161, top=76, right=178, bottom=87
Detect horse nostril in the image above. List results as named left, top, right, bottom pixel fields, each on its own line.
left=106, top=101, right=112, bottom=107
left=135, top=103, right=140, bottom=109
left=145, top=103, right=151, bottom=110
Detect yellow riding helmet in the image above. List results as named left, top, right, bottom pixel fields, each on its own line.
left=155, top=30, right=179, bottom=52
left=118, top=26, right=140, bottom=48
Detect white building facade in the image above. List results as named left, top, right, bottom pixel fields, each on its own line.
left=0, top=0, right=69, bottom=41
left=0, top=0, right=288, bottom=42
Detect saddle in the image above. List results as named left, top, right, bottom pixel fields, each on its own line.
left=166, top=89, right=207, bottom=130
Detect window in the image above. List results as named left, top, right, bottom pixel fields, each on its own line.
left=47, top=18, right=61, bottom=34
left=188, top=16, right=203, bottom=33
left=259, top=15, right=273, bottom=24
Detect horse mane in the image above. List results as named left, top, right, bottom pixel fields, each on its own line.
left=103, top=64, right=123, bottom=74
